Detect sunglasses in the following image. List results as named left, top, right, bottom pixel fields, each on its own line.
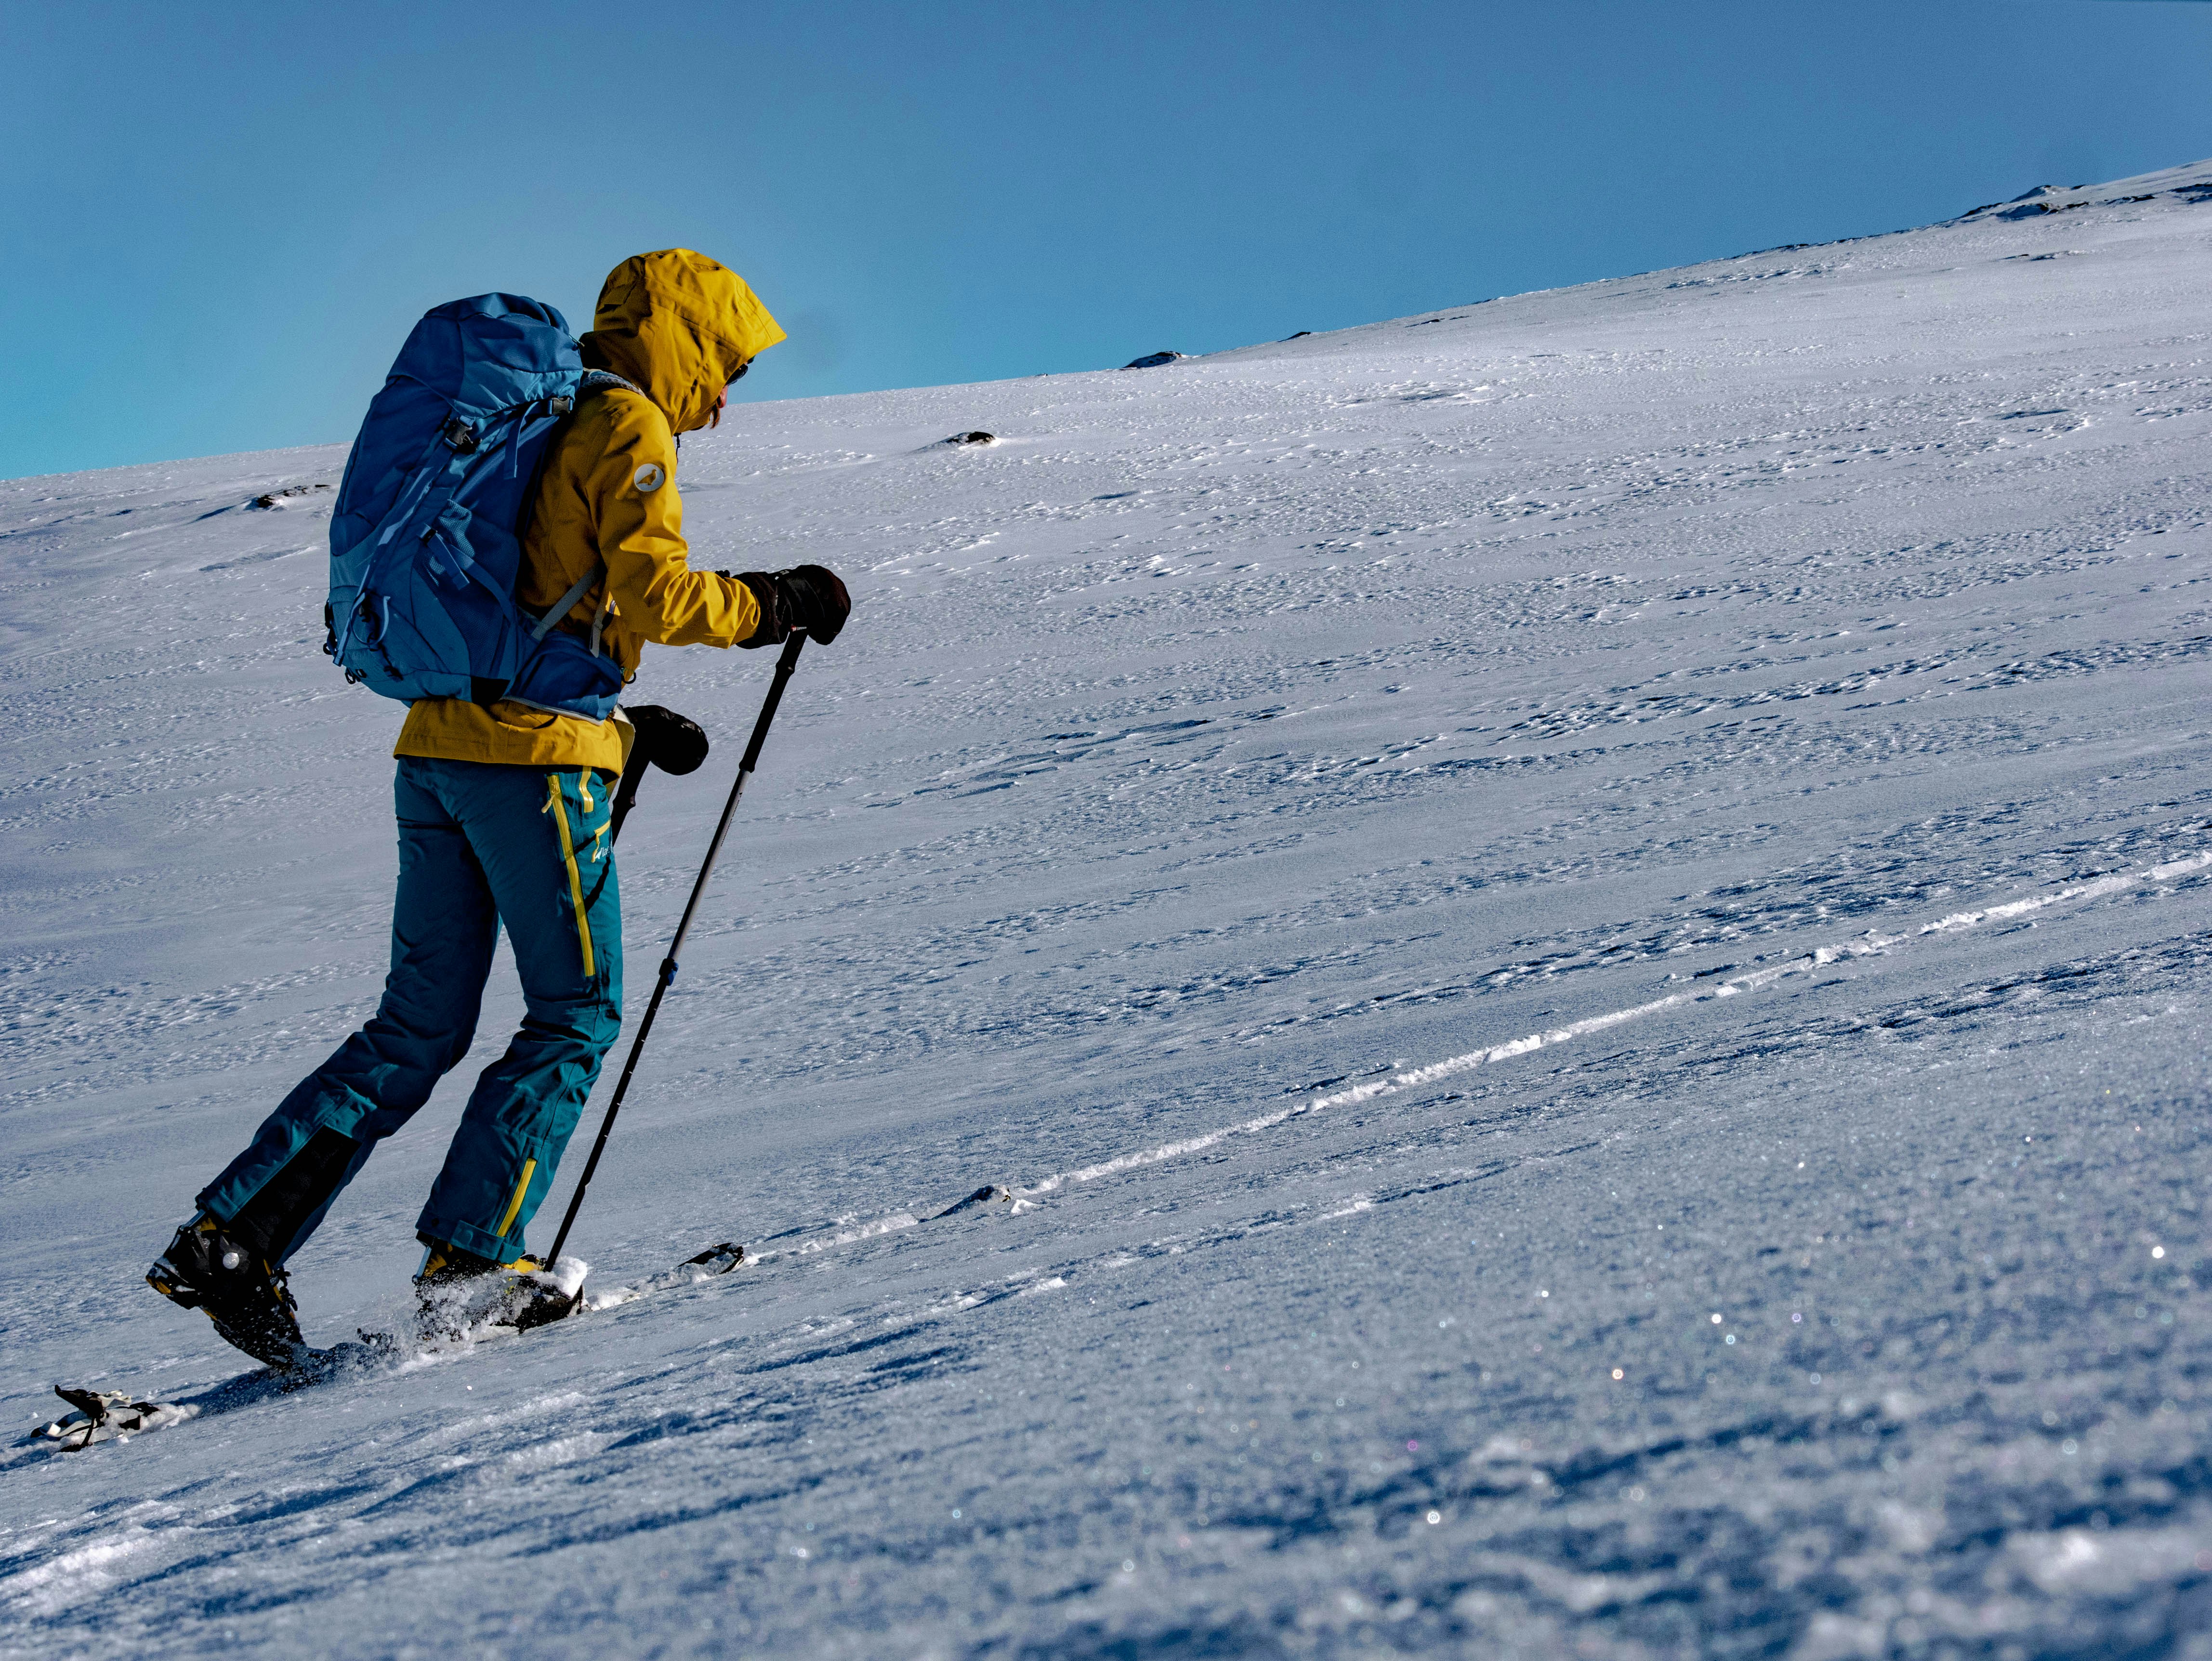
left=728, top=359, right=749, bottom=385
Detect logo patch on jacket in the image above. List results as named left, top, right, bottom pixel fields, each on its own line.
left=632, top=462, right=666, bottom=493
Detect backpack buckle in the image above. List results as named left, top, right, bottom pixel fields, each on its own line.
left=441, top=417, right=479, bottom=454
left=548, top=395, right=573, bottom=416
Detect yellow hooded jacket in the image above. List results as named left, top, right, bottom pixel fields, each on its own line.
left=394, top=250, right=788, bottom=772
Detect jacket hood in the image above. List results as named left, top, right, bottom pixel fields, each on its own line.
left=579, top=250, right=785, bottom=432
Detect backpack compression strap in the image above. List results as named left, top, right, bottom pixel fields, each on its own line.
left=523, top=369, right=644, bottom=650
left=530, top=566, right=604, bottom=643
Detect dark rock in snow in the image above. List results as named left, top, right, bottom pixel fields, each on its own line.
left=1283, top=331, right=1312, bottom=340
left=944, top=431, right=997, bottom=446
left=1121, top=351, right=1185, bottom=370
left=248, top=483, right=334, bottom=510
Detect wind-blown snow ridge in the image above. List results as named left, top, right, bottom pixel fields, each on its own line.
left=583, top=1212, right=926, bottom=1308
left=1017, top=850, right=2208, bottom=1199
left=783, top=1210, right=922, bottom=1257
left=1918, top=850, right=2210, bottom=934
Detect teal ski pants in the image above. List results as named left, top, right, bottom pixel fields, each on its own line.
left=197, top=757, right=622, bottom=1266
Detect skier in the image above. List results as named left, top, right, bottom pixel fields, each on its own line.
left=147, top=250, right=850, bottom=1368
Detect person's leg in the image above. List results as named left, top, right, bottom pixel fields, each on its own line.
left=193, top=760, right=498, bottom=1264
left=416, top=765, right=622, bottom=1265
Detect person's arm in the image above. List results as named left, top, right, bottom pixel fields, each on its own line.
left=583, top=395, right=762, bottom=647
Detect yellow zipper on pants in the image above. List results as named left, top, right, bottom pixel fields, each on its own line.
left=545, top=773, right=595, bottom=977
left=495, top=1157, right=538, bottom=1239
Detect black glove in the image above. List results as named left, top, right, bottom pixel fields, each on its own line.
left=722, top=565, right=851, bottom=647
left=623, top=704, right=709, bottom=776
left=608, top=705, right=711, bottom=845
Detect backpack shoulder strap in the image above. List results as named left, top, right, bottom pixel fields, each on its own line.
left=512, top=369, right=645, bottom=540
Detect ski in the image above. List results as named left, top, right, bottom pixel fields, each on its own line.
left=24, top=1242, right=745, bottom=1454
left=26, top=1186, right=1017, bottom=1453
left=31, top=1387, right=195, bottom=1452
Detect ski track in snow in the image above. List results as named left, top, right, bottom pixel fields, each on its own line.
left=4, top=158, right=2212, bottom=1656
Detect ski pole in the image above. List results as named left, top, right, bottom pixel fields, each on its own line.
left=546, top=630, right=808, bottom=1264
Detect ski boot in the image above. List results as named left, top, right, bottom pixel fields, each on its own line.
left=147, top=1214, right=311, bottom=1370
left=414, top=1239, right=579, bottom=1340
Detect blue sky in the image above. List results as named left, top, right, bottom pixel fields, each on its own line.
left=3, top=0, right=2209, bottom=479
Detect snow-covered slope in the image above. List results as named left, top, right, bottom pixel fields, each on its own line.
left=4, top=158, right=2212, bottom=1657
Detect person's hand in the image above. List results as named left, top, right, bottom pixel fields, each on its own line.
left=723, top=565, right=852, bottom=646
left=622, top=705, right=709, bottom=775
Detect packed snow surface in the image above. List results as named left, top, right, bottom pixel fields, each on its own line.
left=4, top=158, right=2212, bottom=1657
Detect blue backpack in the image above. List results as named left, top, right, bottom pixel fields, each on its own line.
left=324, top=292, right=629, bottom=720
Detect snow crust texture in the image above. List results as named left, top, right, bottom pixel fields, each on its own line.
left=4, top=157, right=2212, bottom=1658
